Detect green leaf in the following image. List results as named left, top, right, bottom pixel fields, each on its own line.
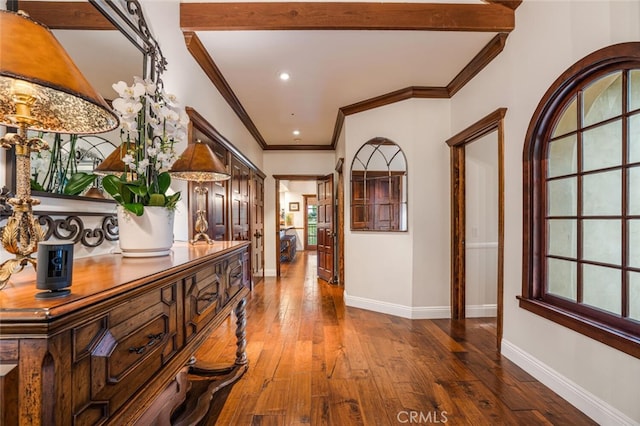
left=121, top=184, right=133, bottom=204
left=63, top=172, right=97, bottom=195
left=123, top=203, right=144, bottom=216
left=166, top=192, right=181, bottom=207
left=31, top=179, right=45, bottom=191
left=148, top=193, right=166, bottom=206
left=157, top=172, right=171, bottom=194
left=102, top=175, right=123, bottom=198
left=126, top=183, right=148, bottom=197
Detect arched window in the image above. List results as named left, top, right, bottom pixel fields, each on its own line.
left=521, top=43, right=640, bottom=358
left=350, top=137, right=407, bottom=231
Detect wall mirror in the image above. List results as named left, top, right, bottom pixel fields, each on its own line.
left=350, top=137, right=408, bottom=231
left=4, top=0, right=165, bottom=201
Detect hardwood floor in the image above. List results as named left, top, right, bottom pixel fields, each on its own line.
left=194, top=251, right=596, bottom=425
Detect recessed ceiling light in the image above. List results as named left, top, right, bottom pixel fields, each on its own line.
left=293, top=130, right=300, bottom=136
left=279, top=72, right=290, bottom=81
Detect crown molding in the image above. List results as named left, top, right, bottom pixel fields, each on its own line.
left=183, top=31, right=268, bottom=149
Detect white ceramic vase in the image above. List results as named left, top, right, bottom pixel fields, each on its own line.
left=116, top=205, right=175, bottom=257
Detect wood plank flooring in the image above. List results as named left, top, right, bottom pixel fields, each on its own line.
left=194, top=252, right=596, bottom=425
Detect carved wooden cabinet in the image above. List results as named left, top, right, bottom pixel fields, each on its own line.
left=0, top=241, right=250, bottom=425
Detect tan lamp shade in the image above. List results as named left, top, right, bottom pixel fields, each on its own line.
left=0, top=10, right=118, bottom=133
left=93, top=141, right=130, bottom=175
left=170, top=140, right=231, bottom=182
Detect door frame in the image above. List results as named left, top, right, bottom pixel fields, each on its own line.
left=274, top=175, right=325, bottom=277
left=446, top=108, right=506, bottom=351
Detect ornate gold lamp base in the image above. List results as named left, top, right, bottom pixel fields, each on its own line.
left=0, top=127, right=48, bottom=289
left=0, top=204, right=44, bottom=288
left=190, top=186, right=213, bottom=245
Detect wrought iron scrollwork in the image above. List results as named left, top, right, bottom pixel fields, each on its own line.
left=35, top=212, right=119, bottom=247
left=1, top=191, right=119, bottom=249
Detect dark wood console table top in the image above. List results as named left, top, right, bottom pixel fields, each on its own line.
left=0, top=241, right=246, bottom=322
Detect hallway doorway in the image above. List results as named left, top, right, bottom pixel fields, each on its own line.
left=447, top=108, right=506, bottom=351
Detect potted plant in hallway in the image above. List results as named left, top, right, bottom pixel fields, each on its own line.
left=100, top=77, right=188, bottom=257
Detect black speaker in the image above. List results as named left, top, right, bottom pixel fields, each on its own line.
left=35, top=241, right=74, bottom=299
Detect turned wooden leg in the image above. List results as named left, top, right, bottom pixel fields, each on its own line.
left=234, top=297, right=248, bottom=366
left=171, top=297, right=250, bottom=426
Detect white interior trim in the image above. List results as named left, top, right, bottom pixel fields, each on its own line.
left=501, top=339, right=638, bottom=426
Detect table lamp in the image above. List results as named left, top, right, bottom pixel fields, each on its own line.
left=170, top=139, right=230, bottom=244
left=0, top=10, right=119, bottom=287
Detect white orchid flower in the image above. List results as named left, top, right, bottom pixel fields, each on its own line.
left=136, top=159, right=149, bottom=174
left=163, top=107, right=179, bottom=122
left=112, top=98, right=143, bottom=118
left=120, top=119, right=137, bottom=131
left=122, top=154, right=135, bottom=167
left=134, top=76, right=156, bottom=95
left=112, top=81, right=146, bottom=99
left=173, top=128, right=187, bottom=142
left=179, top=111, right=190, bottom=126
left=162, top=91, right=179, bottom=107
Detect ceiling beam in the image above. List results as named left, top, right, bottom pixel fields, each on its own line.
left=483, top=0, right=523, bottom=11
left=180, top=2, right=515, bottom=32
left=15, top=1, right=114, bottom=30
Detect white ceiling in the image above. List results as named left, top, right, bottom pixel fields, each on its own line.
left=196, top=30, right=497, bottom=146
left=23, top=0, right=513, bottom=150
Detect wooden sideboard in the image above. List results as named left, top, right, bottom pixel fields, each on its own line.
left=0, top=241, right=251, bottom=425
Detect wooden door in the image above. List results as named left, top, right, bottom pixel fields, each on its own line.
left=317, top=174, right=335, bottom=283
left=230, top=157, right=250, bottom=241
left=251, top=172, right=264, bottom=281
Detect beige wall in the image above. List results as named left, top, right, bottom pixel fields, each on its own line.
left=344, top=99, right=451, bottom=314
left=465, top=131, right=499, bottom=314
left=451, top=1, right=640, bottom=422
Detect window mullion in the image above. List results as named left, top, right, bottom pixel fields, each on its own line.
left=577, top=90, right=584, bottom=305
left=622, top=70, right=630, bottom=319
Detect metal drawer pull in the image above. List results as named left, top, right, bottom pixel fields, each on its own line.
left=129, top=333, right=164, bottom=355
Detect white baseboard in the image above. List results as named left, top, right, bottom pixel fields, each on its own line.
left=343, top=293, right=498, bottom=320
left=466, top=304, right=497, bottom=318
left=344, top=293, right=415, bottom=318
left=343, top=293, right=451, bottom=319
left=264, top=268, right=277, bottom=277
left=501, top=339, right=638, bottom=426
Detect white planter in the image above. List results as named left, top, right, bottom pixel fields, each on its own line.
left=116, top=206, right=175, bottom=257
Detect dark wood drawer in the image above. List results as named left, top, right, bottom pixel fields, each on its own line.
left=225, top=256, right=244, bottom=302
left=72, top=283, right=178, bottom=424
left=184, top=265, right=222, bottom=343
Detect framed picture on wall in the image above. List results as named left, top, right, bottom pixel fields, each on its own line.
left=289, top=202, right=300, bottom=211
